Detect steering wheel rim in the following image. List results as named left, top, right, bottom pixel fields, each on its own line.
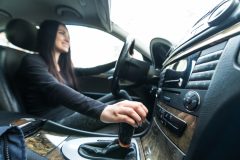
left=112, top=36, right=135, bottom=96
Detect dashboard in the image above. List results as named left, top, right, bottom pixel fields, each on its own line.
left=142, top=0, right=240, bottom=159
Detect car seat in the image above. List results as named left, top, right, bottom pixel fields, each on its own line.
left=0, top=18, right=37, bottom=113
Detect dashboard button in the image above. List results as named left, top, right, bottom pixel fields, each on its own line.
left=183, top=91, right=200, bottom=111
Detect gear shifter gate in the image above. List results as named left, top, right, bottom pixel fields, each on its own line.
left=79, top=139, right=137, bottom=160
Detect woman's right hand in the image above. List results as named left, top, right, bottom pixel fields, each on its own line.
left=100, top=100, right=148, bottom=127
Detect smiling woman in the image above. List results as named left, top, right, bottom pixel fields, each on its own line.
left=54, top=25, right=70, bottom=55
left=1, top=0, right=240, bottom=159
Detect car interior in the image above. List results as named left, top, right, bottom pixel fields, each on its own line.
left=0, top=0, right=240, bottom=159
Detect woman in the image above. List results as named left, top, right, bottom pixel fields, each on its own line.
left=16, top=20, right=148, bottom=131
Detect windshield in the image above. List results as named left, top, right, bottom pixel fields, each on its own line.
left=111, top=0, right=223, bottom=46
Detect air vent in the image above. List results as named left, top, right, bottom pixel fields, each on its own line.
left=186, top=41, right=227, bottom=90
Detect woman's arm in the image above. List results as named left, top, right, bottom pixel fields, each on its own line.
left=19, top=54, right=148, bottom=126
left=19, top=54, right=106, bottom=119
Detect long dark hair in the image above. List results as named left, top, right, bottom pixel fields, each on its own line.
left=37, top=20, right=78, bottom=89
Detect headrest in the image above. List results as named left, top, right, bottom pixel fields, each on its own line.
left=5, top=19, right=38, bottom=51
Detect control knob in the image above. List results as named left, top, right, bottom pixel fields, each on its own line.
left=183, top=91, right=200, bottom=111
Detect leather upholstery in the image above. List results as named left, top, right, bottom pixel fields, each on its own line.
left=79, top=139, right=137, bottom=160
left=0, top=48, right=26, bottom=112
left=0, top=18, right=37, bottom=112
left=5, top=19, right=37, bottom=51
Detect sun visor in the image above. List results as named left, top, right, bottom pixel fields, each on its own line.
left=95, top=0, right=112, bottom=32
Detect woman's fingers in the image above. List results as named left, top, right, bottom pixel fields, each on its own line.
left=114, top=114, right=138, bottom=127
left=100, top=105, right=137, bottom=126
left=100, top=100, right=148, bottom=127
left=114, top=106, right=142, bottom=126
left=118, top=100, right=148, bottom=123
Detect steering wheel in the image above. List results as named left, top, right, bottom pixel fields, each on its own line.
left=112, top=36, right=135, bottom=97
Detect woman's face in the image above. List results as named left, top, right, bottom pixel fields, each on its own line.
left=54, top=25, right=70, bottom=54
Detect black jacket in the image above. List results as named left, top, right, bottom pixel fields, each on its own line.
left=16, top=54, right=106, bottom=119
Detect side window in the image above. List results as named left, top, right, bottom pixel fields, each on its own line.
left=0, top=32, right=9, bottom=46
left=67, top=25, right=143, bottom=68
left=68, top=26, right=123, bottom=68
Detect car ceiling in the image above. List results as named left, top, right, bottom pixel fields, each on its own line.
left=0, top=0, right=111, bottom=31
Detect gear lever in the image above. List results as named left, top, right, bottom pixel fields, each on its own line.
left=78, top=123, right=137, bottom=160
left=118, top=123, right=135, bottom=148
left=117, top=90, right=135, bottom=147
left=78, top=90, right=137, bottom=159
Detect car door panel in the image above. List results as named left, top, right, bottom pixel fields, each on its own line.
left=74, top=62, right=115, bottom=99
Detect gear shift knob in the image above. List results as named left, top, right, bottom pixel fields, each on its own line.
left=118, top=123, right=135, bottom=147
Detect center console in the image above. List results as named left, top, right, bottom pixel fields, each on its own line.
left=141, top=0, right=240, bottom=159
left=62, top=137, right=140, bottom=160
left=10, top=118, right=143, bottom=160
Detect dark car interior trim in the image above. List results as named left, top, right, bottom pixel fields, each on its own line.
left=166, top=0, right=240, bottom=62
left=164, top=22, right=240, bottom=66
left=140, top=1, right=240, bottom=159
